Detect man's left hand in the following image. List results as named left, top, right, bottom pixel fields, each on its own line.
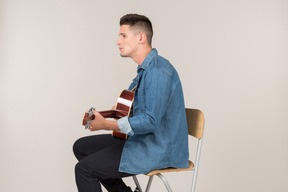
left=89, top=110, right=107, bottom=131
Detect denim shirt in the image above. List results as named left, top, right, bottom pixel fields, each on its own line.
left=117, top=49, right=189, bottom=174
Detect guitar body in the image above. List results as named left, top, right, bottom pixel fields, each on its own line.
left=83, top=89, right=135, bottom=139
left=115, top=89, right=134, bottom=117
left=106, top=89, right=134, bottom=139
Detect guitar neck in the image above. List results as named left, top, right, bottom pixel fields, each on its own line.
left=99, top=110, right=128, bottom=119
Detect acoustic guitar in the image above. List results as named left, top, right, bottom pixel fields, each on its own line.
left=82, top=88, right=135, bottom=139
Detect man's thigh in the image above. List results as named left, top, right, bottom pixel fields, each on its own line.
left=77, top=138, right=131, bottom=179
left=73, top=134, right=126, bottom=158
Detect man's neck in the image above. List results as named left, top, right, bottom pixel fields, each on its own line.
left=132, top=47, right=152, bottom=66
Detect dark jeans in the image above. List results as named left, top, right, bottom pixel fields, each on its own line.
left=73, top=134, right=134, bottom=192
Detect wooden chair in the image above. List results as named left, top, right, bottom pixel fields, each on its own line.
left=132, top=108, right=205, bottom=192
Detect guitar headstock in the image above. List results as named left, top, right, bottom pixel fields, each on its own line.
left=85, top=107, right=95, bottom=129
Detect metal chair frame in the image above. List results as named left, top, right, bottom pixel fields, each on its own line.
left=132, top=108, right=205, bottom=192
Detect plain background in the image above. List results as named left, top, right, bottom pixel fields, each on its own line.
left=1, top=0, right=287, bottom=191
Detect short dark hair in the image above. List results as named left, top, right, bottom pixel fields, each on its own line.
left=120, top=14, right=153, bottom=46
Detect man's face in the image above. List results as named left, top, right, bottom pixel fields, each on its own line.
left=116, top=25, right=140, bottom=58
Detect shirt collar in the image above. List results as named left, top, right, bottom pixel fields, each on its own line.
left=137, top=48, right=158, bottom=72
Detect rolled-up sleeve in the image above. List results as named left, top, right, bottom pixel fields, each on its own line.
left=117, top=116, right=134, bottom=136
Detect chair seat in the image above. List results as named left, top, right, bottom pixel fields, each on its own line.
left=146, top=161, right=194, bottom=176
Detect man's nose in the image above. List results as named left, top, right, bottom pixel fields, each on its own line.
left=116, top=38, right=120, bottom=45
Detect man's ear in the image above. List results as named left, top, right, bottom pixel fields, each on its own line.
left=138, top=33, right=147, bottom=44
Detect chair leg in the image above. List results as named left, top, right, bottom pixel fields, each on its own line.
left=156, top=173, right=173, bottom=192
left=133, top=174, right=173, bottom=192
left=190, top=138, right=203, bottom=192
left=145, top=175, right=154, bottom=192
left=191, top=166, right=200, bottom=192
left=132, top=176, right=143, bottom=192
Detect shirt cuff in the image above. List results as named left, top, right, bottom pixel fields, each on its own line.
left=117, top=116, right=134, bottom=136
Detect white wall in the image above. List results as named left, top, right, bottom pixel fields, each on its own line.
left=1, top=0, right=287, bottom=191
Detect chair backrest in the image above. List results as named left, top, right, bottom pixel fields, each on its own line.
left=186, top=108, right=205, bottom=192
left=185, top=108, right=205, bottom=139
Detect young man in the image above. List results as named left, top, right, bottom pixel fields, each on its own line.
left=73, top=14, right=189, bottom=192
